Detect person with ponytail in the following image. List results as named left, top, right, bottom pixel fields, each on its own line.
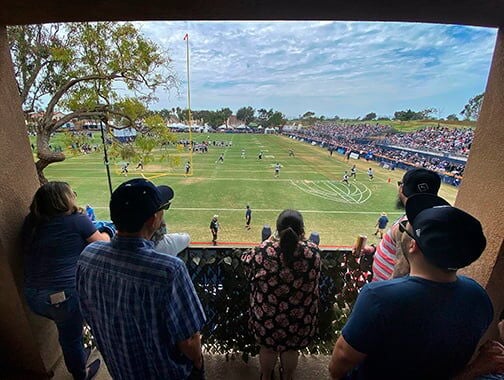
left=22, top=181, right=111, bottom=380
left=242, top=209, right=321, bottom=380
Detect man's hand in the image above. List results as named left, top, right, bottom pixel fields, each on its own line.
left=360, top=245, right=376, bottom=255
left=177, top=332, right=203, bottom=369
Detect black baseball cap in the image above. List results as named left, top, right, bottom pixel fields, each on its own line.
left=405, top=194, right=486, bottom=270
left=110, top=178, right=174, bottom=232
left=401, top=168, right=441, bottom=197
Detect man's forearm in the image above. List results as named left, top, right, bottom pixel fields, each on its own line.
left=177, top=332, right=203, bottom=368
left=328, top=336, right=366, bottom=379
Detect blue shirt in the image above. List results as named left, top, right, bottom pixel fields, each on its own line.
left=23, top=212, right=97, bottom=289
left=76, top=237, right=206, bottom=380
left=342, top=275, right=493, bottom=380
left=377, top=215, right=389, bottom=229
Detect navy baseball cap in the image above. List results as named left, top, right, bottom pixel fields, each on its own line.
left=405, top=194, right=486, bottom=270
left=401, top=168, right=441, bottom=197
left=110, top=178, right=174, bottom=232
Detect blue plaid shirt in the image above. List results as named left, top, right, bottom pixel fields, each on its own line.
left=76, top=237, right=206, bottom=380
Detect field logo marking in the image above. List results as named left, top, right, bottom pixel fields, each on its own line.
left=290, top=180, right=372, bottom=204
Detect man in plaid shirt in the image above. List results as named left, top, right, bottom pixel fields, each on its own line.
left=77, top=178, right=206, bottom=379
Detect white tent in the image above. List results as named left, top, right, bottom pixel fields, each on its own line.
left=113, top=127, right=137, bottom=138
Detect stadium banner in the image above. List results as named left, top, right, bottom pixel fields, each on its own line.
left=349, top=152, right=360, bottom=160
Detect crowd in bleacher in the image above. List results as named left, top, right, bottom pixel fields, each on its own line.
left=289, top=122, right=472, bottom=178
left=383, top=126, right=473, bottom=157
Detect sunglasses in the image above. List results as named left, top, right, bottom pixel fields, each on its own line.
left=398, top=220, right=416, bottom=241
left=397, top=181, right=403, bottom=186
left=158, top=201, right=171, bottom=211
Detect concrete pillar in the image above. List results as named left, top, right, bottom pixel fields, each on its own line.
left=0, top=25, right=59, bottom=378
left=458, top=28, right=504, bottom=336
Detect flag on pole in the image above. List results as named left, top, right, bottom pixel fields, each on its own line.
left=183, top=33, right=188, bottom=40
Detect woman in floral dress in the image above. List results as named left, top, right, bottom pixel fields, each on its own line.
left=242, top=209, right=321, bottom=380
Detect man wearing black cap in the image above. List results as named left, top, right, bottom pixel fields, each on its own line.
left=370, top=168, right=441, bottom=282
left=329, top=194, right=494, bottom=380
left=76, top=178, right=206, bottom=379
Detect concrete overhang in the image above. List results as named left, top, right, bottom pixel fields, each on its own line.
left=1, top=0, right=504, bottom=27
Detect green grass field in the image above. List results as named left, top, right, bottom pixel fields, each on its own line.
left=41, top=133, right=458, bottom=247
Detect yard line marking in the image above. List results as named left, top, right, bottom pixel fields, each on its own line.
left=89, top=206, right=403, bottom=215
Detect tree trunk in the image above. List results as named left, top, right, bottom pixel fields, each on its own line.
left=35, top=127, right=65, bottom=185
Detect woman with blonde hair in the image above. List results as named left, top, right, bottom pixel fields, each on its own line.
left=22, top=181, right=111, bottom=380
left=242, top=209, right=321, bottom=380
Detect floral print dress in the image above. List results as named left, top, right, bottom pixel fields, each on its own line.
left=241, top=237, right=321, bottom=352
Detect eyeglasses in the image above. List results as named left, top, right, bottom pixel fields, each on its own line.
left=398, top=220, right=416, bottom=241
left=397, top=181, right=403, bottom=186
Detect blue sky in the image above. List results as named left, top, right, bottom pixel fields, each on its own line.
left=134, top=21, right=497, bottom=119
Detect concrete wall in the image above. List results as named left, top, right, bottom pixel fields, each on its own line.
left=0, top=19, right=502, bottom=376
left=458, top=28, right=504, bottom=336
left=0, top=26, right=59, bottom=378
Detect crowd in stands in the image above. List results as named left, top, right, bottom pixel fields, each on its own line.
left=383, top=126, right=473, bottom=157
left=368, top=145, right=465, bottom=175
left=288, top=122, right=471, bottom=178
left=305, top=123, right=392, bottom=140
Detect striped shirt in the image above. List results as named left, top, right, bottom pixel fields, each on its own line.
left=76, top=237, right=206, bottom=380
left=372, top=216, right=407, bottom=282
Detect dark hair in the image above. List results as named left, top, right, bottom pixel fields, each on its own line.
left=276, top=209, right=305, bottom=265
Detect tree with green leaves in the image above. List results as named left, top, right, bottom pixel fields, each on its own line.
left=236, top=106, right=255, bottom=124
left=267, top=111, right=286, bottom=127
left=8, top=22, right=177, bottom=184
left=446, top=114, right=459, bottom=121
left=461, top=93, right=484, bottom=121
left=394, top=109, right=423, bottom=121
left=362, top=112, right=376, bottom=121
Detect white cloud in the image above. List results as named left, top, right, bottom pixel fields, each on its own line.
left=134, top=21, right=496, bottom=118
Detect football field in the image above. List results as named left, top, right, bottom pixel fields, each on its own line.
left=43, top=133, right=458, bottom=246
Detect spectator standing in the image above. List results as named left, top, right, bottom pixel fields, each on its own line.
left=328, top=194, right=493, bottom=380
left=369, top=168, right=441, bottom=281
left=76, top=178, right=206, bottom=379
left=22, top=182, right=110, bottom=380
left=210, top=215, right=219, bottom=245
left=373, top=212, right=389, bottom=239
left=241, top=209, right=321, bottom=380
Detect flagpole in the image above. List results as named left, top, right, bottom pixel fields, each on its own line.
left=184, top=33, right=193, bottom=175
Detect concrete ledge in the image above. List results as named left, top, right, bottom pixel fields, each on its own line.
left=51, top=350, right=332, bottom=379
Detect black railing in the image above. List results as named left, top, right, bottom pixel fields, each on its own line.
left=178, top=246, right=373, bottom=359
